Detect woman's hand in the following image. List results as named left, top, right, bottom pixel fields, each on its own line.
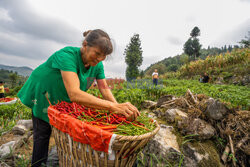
left=110, top=102, right=140, bottom=121
left=61, top=71, right=140, bottom=121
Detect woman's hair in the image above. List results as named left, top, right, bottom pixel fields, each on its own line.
left=83, top=29, right=113, bottom=55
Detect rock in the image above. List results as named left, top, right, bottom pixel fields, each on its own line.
left=231, top=75, right=241, bottom=85
left=12, top=125, right=27, bottom=135
left=141, top=100, right=157, bottom=109
left=0, top=162, right=11, bottom=167
left=178, top=118, right=216, bottom=140
left=181, top=157, right=198, bottom=167
left=147, top=112, right=157, bottom=119
left=231, top=75, right=250, bottom=86
left=182, top=141, right=223, bottom=167
left=157, top=95, right=174, bottom=107
left=204, top=98, right=228, bottom=120
left=152, top=108, right=164, bottom=118
left=13, top=132, right=32, bottom=150
left=0, top=141, right=16, bottom=158
left=165, top=109, right=188, bottom=123
left=140, top=124, right=181, bottom=166
left=242, top=75, right=250, bottom=86
left=182, top=143, right=209, bottom=164
left=214, top=76, right=224, bottom=85
left=12, top=119, right=33, bottom=135
left=17, top=120, right=33, bottom=130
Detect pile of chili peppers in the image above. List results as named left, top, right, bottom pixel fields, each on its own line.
left=0, top=98, right=15, bottom=102
left=52, top=101, right=150, bottom=133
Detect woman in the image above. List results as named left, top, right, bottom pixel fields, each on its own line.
left=18, top=29, right=140, bottom=167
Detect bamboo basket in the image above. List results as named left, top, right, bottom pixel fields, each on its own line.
left=52, top=120, right=160, bottom=167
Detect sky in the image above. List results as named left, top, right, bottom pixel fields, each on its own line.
left=0, top=0, right=249, bottom=78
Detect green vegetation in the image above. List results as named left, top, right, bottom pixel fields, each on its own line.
left=0, top=101, right=31, bottom=136
left=161, top=79, right=249, bottom=109
left=88, top=79, right=250, bottom=110
left=115, top=112, right=156, bottom=136
left=124, top=34, right=143, bottom=81
left=0, top=69, right=28, bottom=88
left=178, top=48, right=249, bottom=78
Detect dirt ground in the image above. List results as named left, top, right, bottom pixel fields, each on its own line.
left=0, top=132, right=56, bottom=166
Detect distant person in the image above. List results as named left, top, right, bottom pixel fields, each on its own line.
left=0, top=81, right=9, bottom=98
left=152, top=69, right=159, bottom=86
left=202, top=72, right=210, bottom=83
left=199, top=75, right=203, bottom=83
left=0, top=81, right=5, bottom=98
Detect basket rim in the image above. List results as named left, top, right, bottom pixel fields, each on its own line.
left=114, top=121, right=160, bottom=141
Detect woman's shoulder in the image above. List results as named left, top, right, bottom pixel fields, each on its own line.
left=51, top=46, right=80, bottom=60
left=58, top=46, right=80, bottom=54
left=96, top=61, right=104, bottom=68
left=92, top=61, right=104, bottom=72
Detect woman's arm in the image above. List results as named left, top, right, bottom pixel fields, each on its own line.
left=97, top=79, right=117, bottom=103
left=61, top=71, right=139, bottom=120
left=61, top=71, right=113, bottom=109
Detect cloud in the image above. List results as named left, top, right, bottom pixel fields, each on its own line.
left=0, top=0, right=82, bottom=61
left=0, top=32, right=65, bottom=60
left=0, top=53, right=42, bottom=69
left=166, top=36, right=183, bottom=46
left=103, top=45, right=126, bottom=78
left=239, top=0, right=250, bottom=2
left=212, top=18, right=250, bottom=46
left=185, top=15, right=196, bottom=23
left=0, top=0, right=80, bottom=43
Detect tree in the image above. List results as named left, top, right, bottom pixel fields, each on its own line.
left=190, top=26, right=200, bottom=38
left=192, top=38, right=202, bottom=59
left=167, top=64, right=179, bottom=72
left=124, top=34, right=143, bottom=81
left=183, top=26, right=202, bottom=61
left=139, top=70, right=144, bottom=79
left=9, top=73, right=18, bottom=88
left=183, top=38, right=193, bottom=58
left=239, top=31, right=250, bottom=48
left=180, top=54, right=189, bottom=65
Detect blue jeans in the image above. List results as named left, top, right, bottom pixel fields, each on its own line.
left=153, top=79, right=158, bottom=86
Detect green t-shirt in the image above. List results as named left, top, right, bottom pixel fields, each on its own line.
left=18, top=46, right=105, bottom=123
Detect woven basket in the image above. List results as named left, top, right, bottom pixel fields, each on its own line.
left=52, top=119, right=160, bottom=167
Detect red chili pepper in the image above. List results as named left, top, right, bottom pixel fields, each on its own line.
left=53, top=100, right=147, bottom=131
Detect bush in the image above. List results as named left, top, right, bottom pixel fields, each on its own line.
left=167, top=64, right=179, bottom=72
left=0, top=101, right=31, bottom=135
left=5, top=85, right=23, bottom=96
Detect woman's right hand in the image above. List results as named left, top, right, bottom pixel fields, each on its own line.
left=110, top=102, right=140, bottom=121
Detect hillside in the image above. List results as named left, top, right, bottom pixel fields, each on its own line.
left=144, top=45, right=241, bottom=76
left=0, top=64, right=33, bottom=77
left=178, top=48, right=250, bottom=85
left=144, top=47, right=249, bottom=86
